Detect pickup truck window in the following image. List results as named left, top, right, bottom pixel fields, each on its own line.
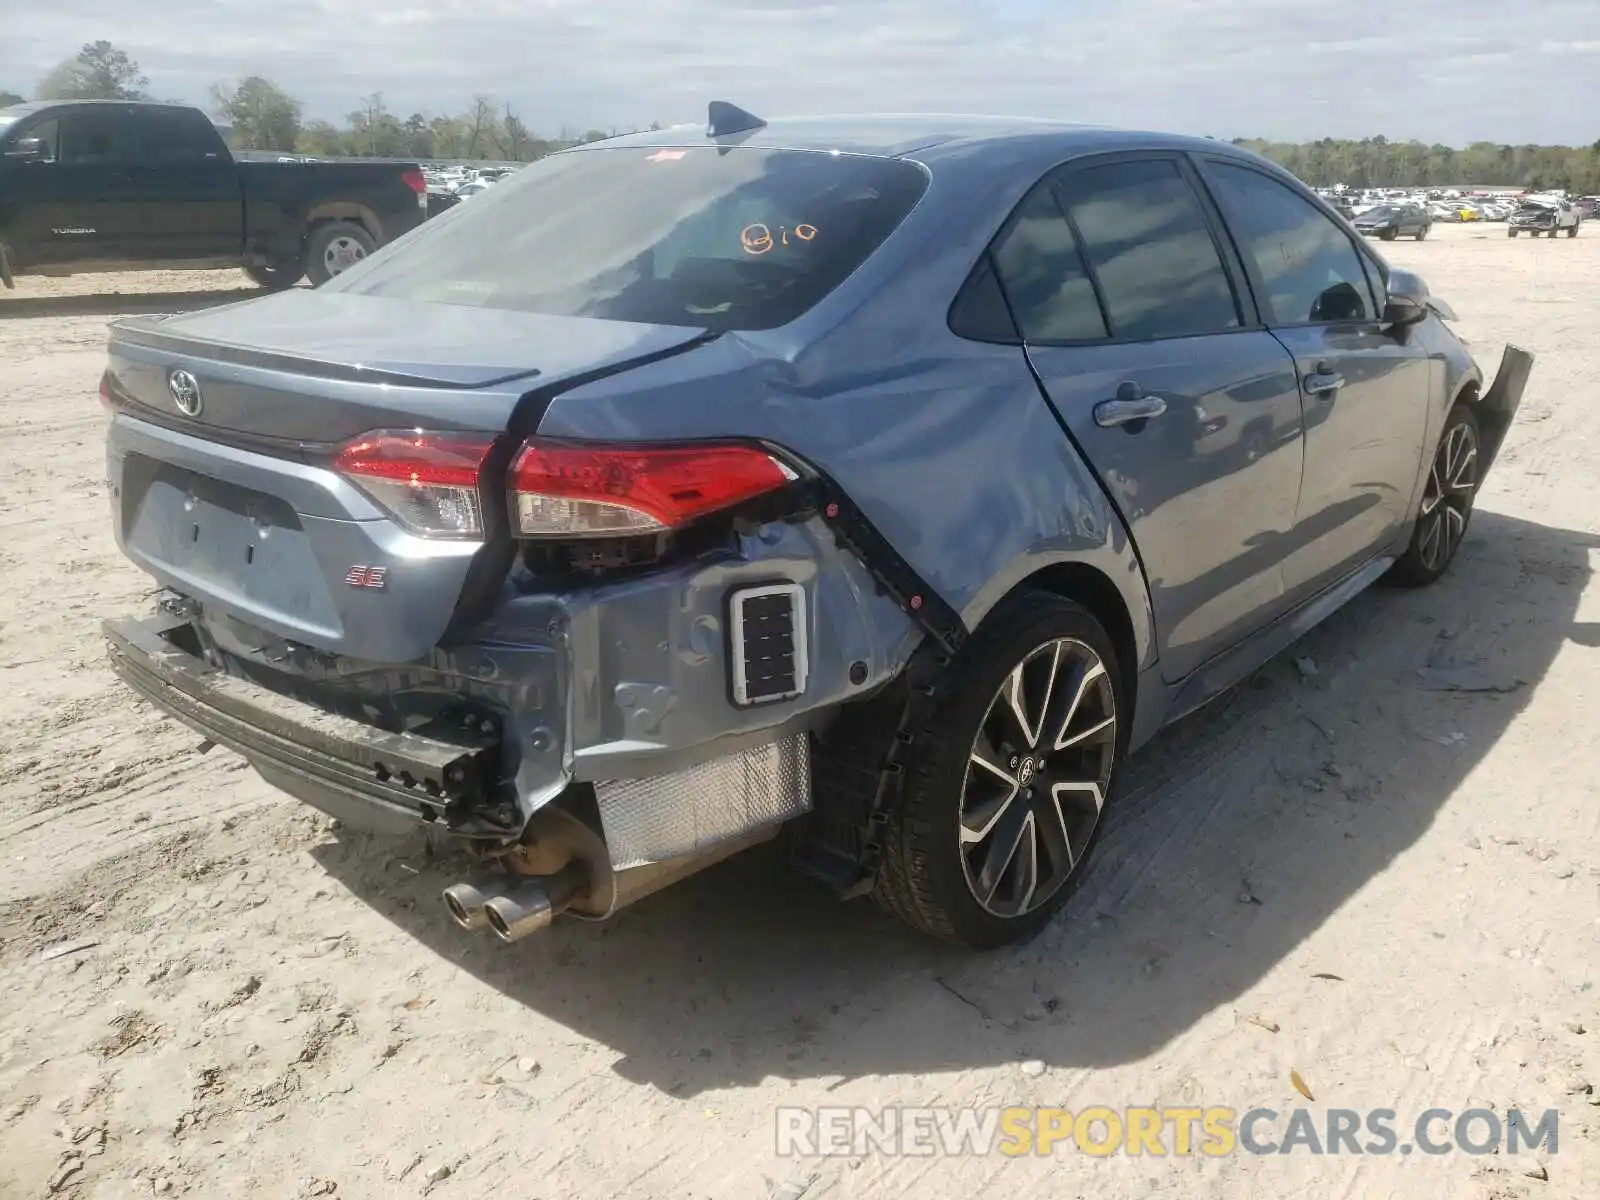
left=6, top=118, right=59, bottom=162
left=133, top=107, right=227, bottom=165
left=59, top=108, right=137, bottom=166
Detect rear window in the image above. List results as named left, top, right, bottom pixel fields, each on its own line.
left=328, top=145, right=928, bottom=331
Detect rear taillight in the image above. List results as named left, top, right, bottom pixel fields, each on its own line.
left=334, top=431, right=497, bottom=539
left=98, top=371, right=112, bottom=409
left=508, top=441, right=796, bottom=538
left=401, top=168, right=429, bottom=210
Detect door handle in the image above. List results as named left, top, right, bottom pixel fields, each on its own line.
left=1094, top=393, right=1168, bottom=428
left=1303, top=361, right=1345, bottom=397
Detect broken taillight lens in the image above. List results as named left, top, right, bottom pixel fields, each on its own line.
left=333, top=431, right=497, bottom=539
left=507, top=440, right=796, bottom=538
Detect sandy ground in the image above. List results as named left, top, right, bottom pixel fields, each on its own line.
left=0, top=225, right=1596, bottom=1200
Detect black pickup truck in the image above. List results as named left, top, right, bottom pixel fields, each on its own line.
left=0, top=100, right=428, bottom=289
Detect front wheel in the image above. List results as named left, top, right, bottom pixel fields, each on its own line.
left=1387, top=405, right=1480, bottom=588
left=1508, top=228, right=1518, bottom=237
left=305, top=221, right=377, bottom=286
left=1415, top=224, right=1429, bottom=241
left=1567, top=222, right=1580, bottom=238
left=873, top=591, right=1125, bottom=948
left=1380, top=228, right=1399, bottom=241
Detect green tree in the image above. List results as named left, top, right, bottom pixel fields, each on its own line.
left=295, top=119, right=350, bottom=158
left=0, top=88, right=24, bottom=107
left=36, top=40, right=148, bottom=101
left=210, top=76, right=302, bottom=152
left=345, top=93, right=406, bottom=157
left=403, top=113, right=434, bottom=159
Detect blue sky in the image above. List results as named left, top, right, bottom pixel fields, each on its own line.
left=3, top=0, right=1598, bottom=144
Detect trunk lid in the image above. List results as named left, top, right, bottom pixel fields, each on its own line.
left=105, top=292, right=710, bottom=663
left=108, top=290, right=708, bottom=443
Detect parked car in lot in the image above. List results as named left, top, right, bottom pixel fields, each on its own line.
left=1353, top=202, right=1431, bottom=240
left=1508, top=196, right=1582, bottom=237
left=0, top=100, right=428, bottom=289
left=99, top=105, right=1531, bottom=949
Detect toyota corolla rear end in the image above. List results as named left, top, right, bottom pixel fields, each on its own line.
left=101, top=135, right=931, bottom=941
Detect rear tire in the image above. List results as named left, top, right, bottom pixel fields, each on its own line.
left=305, top=221, right=377, bottom=286
left=1567, top=222, right=1580, bottom=238
left=1387, top=404, right=1481, bottom=588
left=1508, top=228, right=1518, bottom=237
left=873, top=591, right=1126, bottom=948
left=1415, top=224, right=1428, bottom=241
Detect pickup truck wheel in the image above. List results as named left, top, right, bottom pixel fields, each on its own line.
left=1415, top=224, right=1428, bottom=241
left=306, top=221, right=376, bottom=286
left=1508, top=228, right=1518, bottom=237
left=243, top=261, right=303, bottom=290
left=1567, top=223, right=1580, bottom=238
left=873, top=591, right=1125, bottom=948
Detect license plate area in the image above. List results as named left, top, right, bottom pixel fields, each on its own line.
left=121, top=455, right=342, bottom=633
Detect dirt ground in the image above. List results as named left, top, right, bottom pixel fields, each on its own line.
left=0, top=224, right=1596, bottom=1200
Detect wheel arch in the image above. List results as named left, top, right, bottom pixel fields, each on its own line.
left=978, top=558, right=1150, bottom=721
left=304, top=202, right=383, bottom=244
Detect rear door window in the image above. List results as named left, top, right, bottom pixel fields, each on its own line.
left=1202, top=161, right=1379, bottom=324
left=1053, top=158, right=1242, bottom=340
left=133, top=107, right=226, bottom=165
left=58, top=107, right=138, bottom=166
left=328, top=146, right=929, bottom=332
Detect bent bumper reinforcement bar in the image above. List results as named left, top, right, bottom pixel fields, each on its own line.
left=103, top=613, right=510, bottom=835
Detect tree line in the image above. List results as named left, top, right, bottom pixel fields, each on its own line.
left=1231, top=136, right=1600, bottom=196
left=6, top=41, right=1600, bottom=187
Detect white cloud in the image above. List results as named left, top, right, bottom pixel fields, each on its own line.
left=2, top=0, right=1596, bottom=144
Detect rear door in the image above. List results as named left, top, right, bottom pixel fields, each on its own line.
left=130, top=106, right=240, bottom=260
left=1195, top=157, right=1432, bottom=600
left=992, top=153, right=1307, bottom=684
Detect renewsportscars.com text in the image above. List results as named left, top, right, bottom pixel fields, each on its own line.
left=776, top=1105, right=1560, bottom=1159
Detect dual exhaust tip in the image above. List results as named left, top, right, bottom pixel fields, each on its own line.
left=442, top=866, right=583, bottom=943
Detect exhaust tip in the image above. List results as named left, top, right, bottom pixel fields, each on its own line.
left=441, top=882, right=491, bottom=932
left=482, top=883, right=555, bottom=944
left=484, top=903, right=514, bottom=941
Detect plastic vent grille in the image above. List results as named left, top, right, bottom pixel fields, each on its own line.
left=729, top=583, right=807, bottom=706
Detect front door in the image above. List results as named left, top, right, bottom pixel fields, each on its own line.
left=988, top=154, right=1307, bottom=684
left=4, top=106, right=145, bottom=269
left=1196, top=157, right=1432, bottom=599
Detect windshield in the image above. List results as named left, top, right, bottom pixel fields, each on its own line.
left=327, top=145, right=929, bottom=332
left=1363, top=206, right=1399, bottom=218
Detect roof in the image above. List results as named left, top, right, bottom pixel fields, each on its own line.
left=1, top=98, right=200, bottom=116
left=587, top=113, right=1230, bottom=164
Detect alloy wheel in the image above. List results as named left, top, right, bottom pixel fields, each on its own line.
left=1417, top=420, right=1479, bottom=572
left=959, top=638, right=1117, bottom=918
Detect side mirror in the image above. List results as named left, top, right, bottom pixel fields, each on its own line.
left=3, top=136, right=50, bottom=162
left=1383, top=268, right=1430, bottom=327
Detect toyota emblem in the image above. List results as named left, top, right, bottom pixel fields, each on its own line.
left=168, top=369, right=203, bottom=417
